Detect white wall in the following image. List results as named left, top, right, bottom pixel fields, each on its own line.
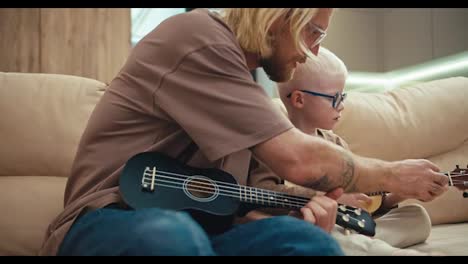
left=322, top=8, right=468, bottom=72
left=322, top=8, right=384, bottom=72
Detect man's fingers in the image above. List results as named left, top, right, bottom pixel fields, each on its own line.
left=313, top=196, right=338, bottom=215
left=420, top=184, right=448, bottom=202
left=325, top=187, right=344, bottom=200
left=288, top=210, right=301, bottom=218
left=418, top=190, right=435, bottom=202
left=300, top=207, right=316, bottom=225
left=429, top=184, right=448, bottom=197
left=423, top=160, right=441, bottom=172
left=433, top=173, right=449, bottom=186
left=306, top=202, right=332, bottom=232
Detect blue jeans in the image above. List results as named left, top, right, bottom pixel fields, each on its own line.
left=58, top=205, right=344, bottom=256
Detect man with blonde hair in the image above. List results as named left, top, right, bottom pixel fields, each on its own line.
left=248, top=47, right=434, bottom=255
left=41, top=8, right=448, bottom=256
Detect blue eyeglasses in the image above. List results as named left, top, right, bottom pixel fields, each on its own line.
left=287, top=90, right=347, bottom=109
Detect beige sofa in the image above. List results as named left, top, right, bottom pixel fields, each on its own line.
left=0, top=72, right=467, bottom=256
left=333, top=77, right=468, bottom=255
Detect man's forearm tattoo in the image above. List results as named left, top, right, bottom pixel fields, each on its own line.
left=305, top=150, right=358, bottom=192
left=342, top=151, right=357, bottom=192
left=306, top=174, right=332, bottom=191
left=307, top=151, right=357, bottom=192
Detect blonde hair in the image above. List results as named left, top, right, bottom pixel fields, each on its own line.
left=220, top=8, right=320, bottom=58
left=277, top=47, right=348, bottom=103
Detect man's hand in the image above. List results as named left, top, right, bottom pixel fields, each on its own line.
left=289, top=188, right=343, bottom=233
left=337, top=193, right=372, bottom=209
left=388, top=159, right=448, bottom=202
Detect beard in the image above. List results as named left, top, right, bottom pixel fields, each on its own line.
left=260, top=54, right=296, bottom=83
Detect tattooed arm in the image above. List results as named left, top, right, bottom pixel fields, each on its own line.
left=252, top=127, right=448, bottom=202
left=253, top=127, right=362, bottom=192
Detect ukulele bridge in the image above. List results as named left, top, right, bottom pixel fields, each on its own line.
left=141, top=166, right=157, bottom=192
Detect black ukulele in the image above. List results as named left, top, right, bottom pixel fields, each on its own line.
left=119, top=151, right=376, bottom=236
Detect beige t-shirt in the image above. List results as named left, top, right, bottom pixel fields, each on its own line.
left=39, top=9, right=293, bottom=256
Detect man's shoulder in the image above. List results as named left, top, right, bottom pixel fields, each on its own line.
left=160, top=9, right=237, bottom=47
left=271, top=98, right=288, bottom=116
left=131, top=9, right=244, bottom=75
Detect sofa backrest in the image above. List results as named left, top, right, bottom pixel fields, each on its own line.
left=0, top=72, right=106, bottom=177
left=334, top=77, right=468, bottom=161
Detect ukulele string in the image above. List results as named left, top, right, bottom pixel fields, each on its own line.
left=144, top=179, right=368, bottom=227
left=148, top=169, right=313, bottom=204
left=364, top=173, right=468, bottom=195
left=144, top=171, right=370, bottom=216
left=147, top=170, right=379, bottom=213
left=146, top=169, right=467, bottom=212
left=150, top=169, right=468, bottom=202
left=152, top=169, right=467, bottom=193
left=147, top=179, right=306, bottom=208
left=145, top=175, right=308, bottom=208
left=444, top=173, right=468, bottom=177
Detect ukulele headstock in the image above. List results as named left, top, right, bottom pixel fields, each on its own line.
left=448, top=165, right=468, bottom=192
left=337, top=204, right=376, bottom=237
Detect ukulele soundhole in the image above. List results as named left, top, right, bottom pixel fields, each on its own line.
left=183, top=176, right=219, bottom=202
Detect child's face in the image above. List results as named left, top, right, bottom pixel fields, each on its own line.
left=300, top=77, right=346, bottom=130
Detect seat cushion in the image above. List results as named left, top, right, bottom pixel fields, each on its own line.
left=408, top=222, right=468, bottom=255
left=0, top=176, right=66, bottom=256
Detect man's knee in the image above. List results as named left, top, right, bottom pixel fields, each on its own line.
left=129, top=209, right=214, bottom=255
left=263, top=216, right=344, bottom=256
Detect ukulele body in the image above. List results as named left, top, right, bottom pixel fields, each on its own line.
left=363, top=195, right=383, bottom=214
left=119, top=151, right=240, bottom=234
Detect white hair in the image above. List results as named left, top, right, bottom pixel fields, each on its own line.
left=277, top=47, right=348, bottom=101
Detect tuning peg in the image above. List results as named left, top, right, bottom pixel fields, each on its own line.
left=338, top=205, right=347, bottom=212
left=463, top=191, right=468, bottom=198
left=341, top=214, right=350, bottom=222
left=354, top=208, right=362, bottom=216
left=456, top=165, right=460, bottom=169
left=344, top=229, right=351, bottom=236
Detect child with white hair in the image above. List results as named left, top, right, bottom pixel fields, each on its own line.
left=246, top=47, right=435, bottom=256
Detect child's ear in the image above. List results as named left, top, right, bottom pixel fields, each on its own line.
left=290, top=91, right=305, bottom=109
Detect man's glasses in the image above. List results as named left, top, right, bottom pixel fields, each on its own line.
left=305, top=22, right=327, bottom=50
left=287, top=90, right=347, bottom=109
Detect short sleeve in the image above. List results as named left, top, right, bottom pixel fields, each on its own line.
left=335, top=134, right=350, bottom=150
left=155, top=44, right=293, bottom=161
left=317, top=129, right=350, bottom=151
left=248, top=158, right=284, bottom=187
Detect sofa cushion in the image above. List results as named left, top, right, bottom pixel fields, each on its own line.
left=0, top=176, right=66, bottom=256
left=407, top=222, right=468, bottom=255
left=0, top=72, right=106, bottom=177
left=334, top=77, right=468, bottom=161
